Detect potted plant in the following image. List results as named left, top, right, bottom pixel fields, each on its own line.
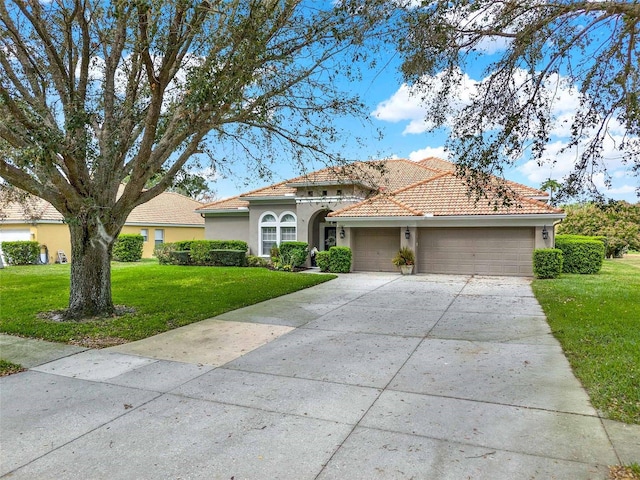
left=392, top=247, right=415, bottom=275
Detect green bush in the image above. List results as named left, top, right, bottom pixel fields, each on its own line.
left=279, top=241, right=309, bottom=268
left=247, top=255, right=269, bottom=267
left=270, top=244, right=280, bottom=260
left=316, top=251, right=330, bottom=272
left=555, top=235, right=605, bottom=274
left=1, top=241, right=39, bottom=265
left=154, top=243, right=177, bottom=264
left=533, top=249, right=564, bottom=279
left=113, top=234, right=143, bottom=262
left=208, top=249, right=247, bottom=267
left=329, top=246, right=352, bottom=273
left=170, top=251, right=191, bottom=265
left=173, top=240, right=193, bottom=251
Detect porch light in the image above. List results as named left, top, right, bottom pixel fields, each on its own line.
left=405, top=227, right=410, bottom=240
left=339, top=226, right=345, bottom=239
left=542, top=225, right=549, bottom=240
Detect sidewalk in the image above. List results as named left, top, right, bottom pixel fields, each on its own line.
left=1, top=273, right=638, bottom=479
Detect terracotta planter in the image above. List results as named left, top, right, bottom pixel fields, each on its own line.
left=400, top=265, right=414, bottom=275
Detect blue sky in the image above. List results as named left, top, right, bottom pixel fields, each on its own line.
left=209, top=43, right=639, bottom=204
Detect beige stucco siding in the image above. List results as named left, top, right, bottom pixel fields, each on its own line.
left=203, top=216, right=250, bottom=244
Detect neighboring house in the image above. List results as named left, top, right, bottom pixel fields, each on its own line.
left=198, top=157, right=564, bottom=276
left=0, top=190, right=205, bottom=263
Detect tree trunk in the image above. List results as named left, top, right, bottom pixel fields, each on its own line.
left=65, top=216, right=117, bottom=319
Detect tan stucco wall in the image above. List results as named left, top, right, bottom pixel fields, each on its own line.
left=120, top=225, right=204, bottom=258
left=203, top=216, right=250, bottom=245
left=0, top=222, right=71, bottom=264
left=35, top=223, right=72, bottom=263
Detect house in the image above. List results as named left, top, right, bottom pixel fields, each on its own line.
left=197, top=158, right=565, bottom=276
left=0, top=190, right=205, bottom=263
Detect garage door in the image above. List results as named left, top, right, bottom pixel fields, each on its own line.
left=352, top=228, right=400, bottom=272
left=0, top=229, right=31, bottom=264
left=418, top=227, right=535, bottom=276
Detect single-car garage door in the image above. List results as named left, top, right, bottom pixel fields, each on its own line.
left=418, top=227, right=534, bottom=276
left=352, top=228, right=400, bottom=272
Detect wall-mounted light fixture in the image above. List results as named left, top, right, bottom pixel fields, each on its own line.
left=339, top=226, right=345, bottom=239
left=542, top=225, right=549, bottom=240
left=405, top=227, right=410, bottom=240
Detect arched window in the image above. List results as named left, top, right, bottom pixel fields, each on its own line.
left=260, top=213, right=278, bottom=256
left=259, top=211, right=297, bottom=256
left=279, top=212, right=297, bottom=243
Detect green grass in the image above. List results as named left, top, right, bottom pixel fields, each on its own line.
left=532, top=254, right=640, bottom=425
left=0, top=359, right=25, bottom=376
left=0, top=261, right=334, bottom=347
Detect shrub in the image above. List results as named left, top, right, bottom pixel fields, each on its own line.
left=555, top=234, right=605, bottom=274
left=533, top=249, right=564, bottom=279
left=391, top=247, right=415, bottom=267
left=270, top=244, right=280, bottom=260
left=247, top=255, right=269, bottom=268
left=209, top=249, right=247, bottom=267
left=279, top=241, right=309, bottom=268
left=329, top=246, right=352, bottom=273
left=173, top=240, right=193, bottom=251
left=154, top=243, right=177, bottom=264
left=170, top=250, right=191, bottom=265
left=1, top=241, right=39, bottom=265
left=189, top=240, right=249, bottom=265
left=316, top=250, right=330, bottom=272
left=113, top=234, right=143, bottom=262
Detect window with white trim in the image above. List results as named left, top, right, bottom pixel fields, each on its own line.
left=140, top=229, right=149, bottom=242
left=259, top=211, right=297, bottom=256
left=154, top=229, right=164, bottom=246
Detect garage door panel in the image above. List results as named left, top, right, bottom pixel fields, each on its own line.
left=353, top=228, right=399, bottom=272
left=418, top=227, right=534, bottom=276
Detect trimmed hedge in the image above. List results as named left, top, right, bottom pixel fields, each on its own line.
left=113, top=234, right=143, bottom=262
left=328, top=246, right=352, bottom=273
left=555, top=234, right=605, bottom=274
left=154, top=240, right=248, bottom=266
left=316, top=250, right=330, bottom=272
left=533, top=249, right=563, bottom=279
left=1, top=241, right=39, bottom=265
left=279, top=241, right=309, bottom=268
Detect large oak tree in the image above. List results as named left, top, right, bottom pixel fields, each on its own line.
left=399, top=0, right=639, bottom=202
left=0, top=0, right=391, bottom=318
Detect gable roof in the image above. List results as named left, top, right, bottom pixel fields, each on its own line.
left=1, top=190, right=204, bottom=226
left=198, top=195, right=249, bottom=212
left=329, top=172, right=562, bottom=218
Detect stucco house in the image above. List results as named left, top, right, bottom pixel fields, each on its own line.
left=0, top=190, right=205, bottom=263
left=197, top=157, right=565, bottom=276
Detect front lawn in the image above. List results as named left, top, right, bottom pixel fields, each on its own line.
left=532, top=255, right=640, bottom=425
left=0, top=261, right=334, bottom=347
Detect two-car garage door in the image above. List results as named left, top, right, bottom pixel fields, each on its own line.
left=418, top=227, right=534, bottom=276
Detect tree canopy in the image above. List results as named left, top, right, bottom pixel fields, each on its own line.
left=0, top=0, right=392, bottom=317
left=557, top=201, right=640, bottom=256
left=399, top=0, right=639, bottom=202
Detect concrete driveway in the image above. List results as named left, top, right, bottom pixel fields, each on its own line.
left=1, top=273, right=637, bottom=479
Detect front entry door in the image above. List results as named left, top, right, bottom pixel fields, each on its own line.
left=324, top=226, right=337, bottom=250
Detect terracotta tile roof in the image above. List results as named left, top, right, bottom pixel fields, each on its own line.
left=239, top=180, right=296, bottom=198
left=329, top=172, right=562, bottom=218
left=416, top=157, right=456, bottom=172
left=329, top=194, right=424, bottom=217
left=1, top=190, right=204, bottom=226
left=198, top=157, right=551, bottom=215
left=197, top=196, right=249, bottom=211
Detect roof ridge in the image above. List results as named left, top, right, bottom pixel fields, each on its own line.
left=386, top=195, right=424, bottom=216
left=389, top=171, right=453, bottom=195
left=514, top=193, right=563, bottom=213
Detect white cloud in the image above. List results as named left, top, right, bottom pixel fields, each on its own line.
left=408, top=146, right=449, bottom=161
left=372, top=69, right=477, bottom=135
